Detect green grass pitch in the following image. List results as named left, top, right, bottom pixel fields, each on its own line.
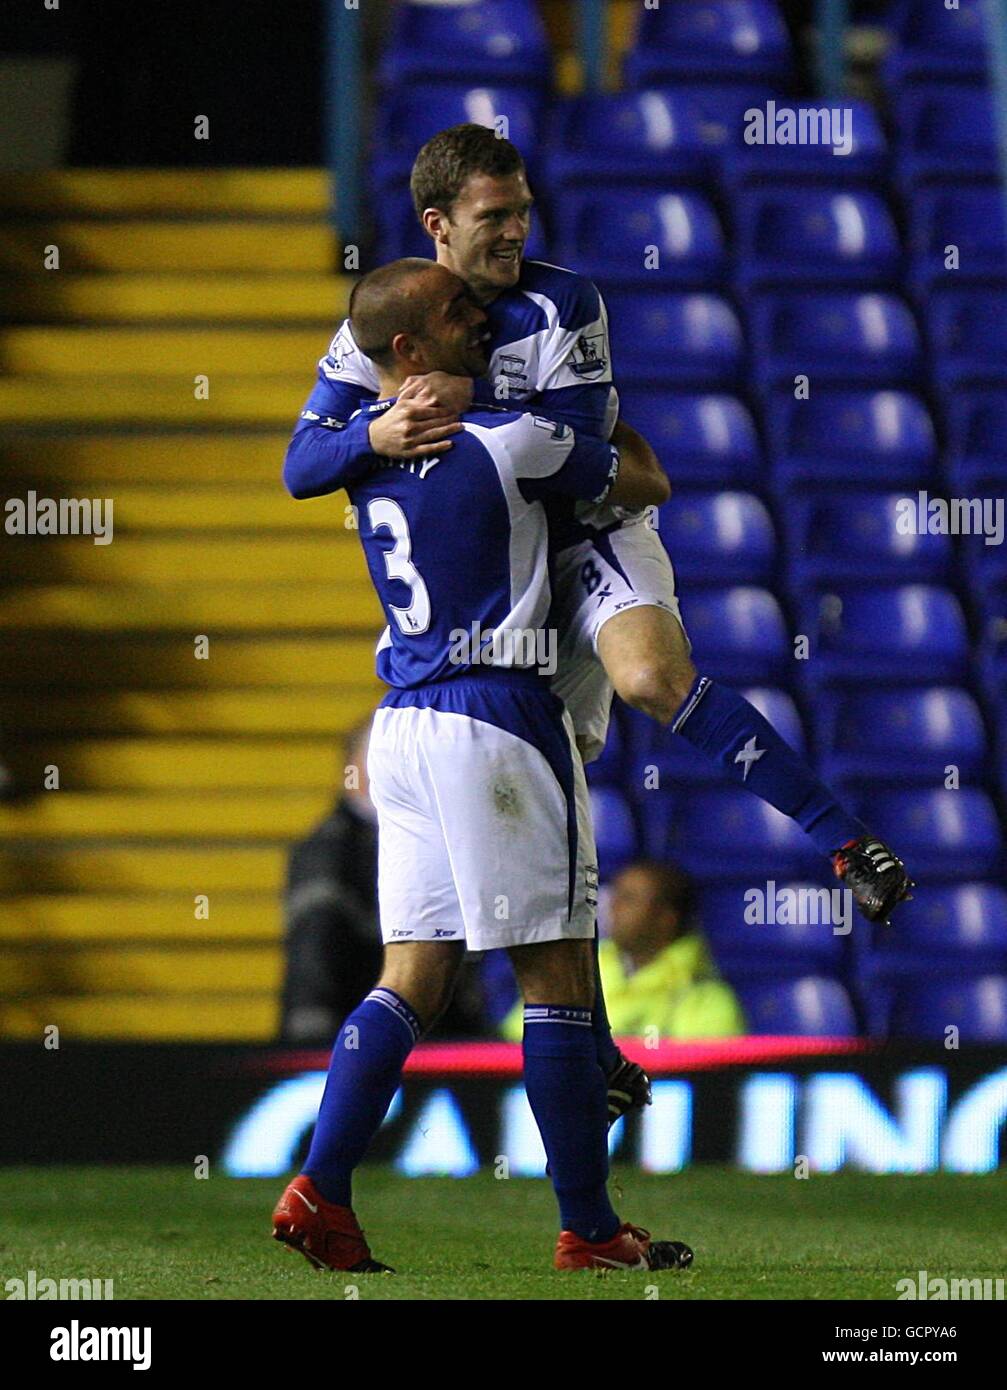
left=2, top=1165, right=1004, bottom=1301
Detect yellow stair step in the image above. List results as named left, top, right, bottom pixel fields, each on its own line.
left=0, top=945, right=280, bottom=994
left=13, top=738, right=348, bottom=790
left=0, top=894, right=280, bottom=940
left=0, top=274, right=348, bottom=323
left=0, top=791, right=331, bottom=840
left=72, top=486, right=353, bottom=531
left=2, top=535, right=366, bottom=583
left=0, top=637, right=377, bottom=685
left=0, top=996, right=277, bottom=1041
left=0, top=586, right=382, bottom=630
left=0, top=846, right=285, bottom=893
left=0, top=221, right=335, bottom=273
left=0, top=168, right=329, bottom=216
left=0, top=689, right=379, bottom=735
left=0, top=327, right=334, bottom=375
left=2, top=434, right=294, bottom=485
left=0, top=376, right=313, bottom=425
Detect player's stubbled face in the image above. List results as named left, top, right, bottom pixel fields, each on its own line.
left=420, top=272, right=491, bottom=377
left=442, top=171, right=533, bottom=302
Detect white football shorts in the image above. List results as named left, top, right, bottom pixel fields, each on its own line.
left=367, top=684, right=599, bottom=951
left=551, top=516, right=690, bottom=763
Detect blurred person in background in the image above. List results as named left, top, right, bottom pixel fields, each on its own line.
left=279, top=717, right=487, bottom=1043
left=498, top=860, right=745, bottom=1042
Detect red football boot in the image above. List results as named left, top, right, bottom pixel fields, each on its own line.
left=555, top=1221, right=693, bottom=1272
left=271, top=1175, right=393, bottom=1273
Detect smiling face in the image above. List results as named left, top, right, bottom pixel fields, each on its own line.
left=423, top=170, right=534, bottom=304
left=387, top=263, right=491, bottom=380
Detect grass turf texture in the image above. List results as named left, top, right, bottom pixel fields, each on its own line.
left=1, top=1165, right=1004, bottom=1300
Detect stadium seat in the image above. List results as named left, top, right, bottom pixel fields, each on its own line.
left=855, top=788, right=1004, bottom=882
left=585, top=706, right=627, bottom=788
left=553, top=188, right=727, bottom=290
left=545, top=91, right=730, bottom=195
left=798, top=586, right=969, bottom=690
left=604, top=291, right=746, bottom=389
left=656, top=490, right=776, bottom=586
left=765, top=389, right=938, bottom=494
left=908, top=184, right=1007, bottom=294
left=928, top=288, right=1007, bottom=390
left=670, top=791, right=822, bottom=881
left=590, top=785, right=640, bottom=879
left=623, top=0, right=794, bottom=90
left=815, top=687, right=989, bottom=787
left=784, top=494, right=952, bottom=591
left=736, top=978, right=859, bottom=1036
left=678, top=586, right=791, bottom=685
left=962, top=519, right=1007, bottom=599
left=978, top=609, right=1007, bottom=706
left=888, top=977, right=1007, bottom=1043
left=883, top=0, right=988, bottom=86
left=733, top=187, right=901, bottom=292
left=944, top=389, right=1007, bottom=493
left=370, top=84, right=542, bottom=198
left=615, top=391, right=763, bottom=489
left=378, top=0, right=550, bottom=91
left=722, top=98, right=888, bottom=189
left=704, top=882, right=848, bottom=982
left=747, top=292, right=922, bottom=390
left=893, top=86, right=998, bottom=190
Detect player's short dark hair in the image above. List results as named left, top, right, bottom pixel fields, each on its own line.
left=348, top=257, right=439, bottom=367
left=410, top=122, right=525, bottom=223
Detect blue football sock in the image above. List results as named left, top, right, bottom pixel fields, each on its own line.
left=303, top=986, right=421, bottom=1207
left=590, top=931, right=620, bottom=1075
left=522, top=1006, right=620, bottom=1243
left=673, top=676, right=866, bottom=856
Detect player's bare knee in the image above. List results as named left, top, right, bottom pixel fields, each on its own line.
left=619, top=660, right=691, bottom=726
left=507, top=938, right=594, bottom=1008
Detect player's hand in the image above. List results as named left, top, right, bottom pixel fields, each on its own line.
left=410, top=371, right=474, bottom=416
left=368, top=377, right=463, bottom=458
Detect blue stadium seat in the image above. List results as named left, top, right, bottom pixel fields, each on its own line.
left=883, top=0, right=988, bottom=85
left=378, top=0, right=550, bottom=91
left=553, top=188, right=726, bottom=290
left=733, top=187, right=901, bottom=292
left=815, top=687, right=989, bottom=787
left=869, top=884, right=1007, bottom=976
left=893, top=86, right=998, bottom=190
left=370, top=84, right=542, bottom=198
left=765, top=389, right=938, bottom=494
left=748, top=292, right=922, bottom=389
left=585, top=706, right=627, bottom=788
left=888, top=977, right=1007, bottom=1042
left=679, top=587, right=791, bottom=685
left=623, top=0, right=794, bottom=90
left=929, top=288, right=1007, bottom=390
left=798, top=586, right=969, bottom=689
left=962, top=519, right=1007, bottom=599
left=615, top=391, right=763, bottom=489
left=604, top=291, right=746, bottom=389
left=784, top=494, right=952, bottom=591
left=908, top=184, right=1007, bottom=293
left=656, top=491, right=776, bottom=586
left=671, top=791, right=822, bottom=881
left=722, top=98, right=888, bottom=189
left=978, top=609, right=1007, bottom=705
left=736, top=978, right=859, bottom=1036
left=545, top=91, right=729, bottom=195
left=945, top=389, right=1007, bottom=493
left=702, top=882, right=847, bottom=982
left=590, top=786, right=639, bottom=879
left=856, top=788, right=1004, bottom=882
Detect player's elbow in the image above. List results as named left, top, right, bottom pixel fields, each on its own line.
left=282, top=444, right=313, bottom=500
left=645, top=468, right=671, bottom=507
